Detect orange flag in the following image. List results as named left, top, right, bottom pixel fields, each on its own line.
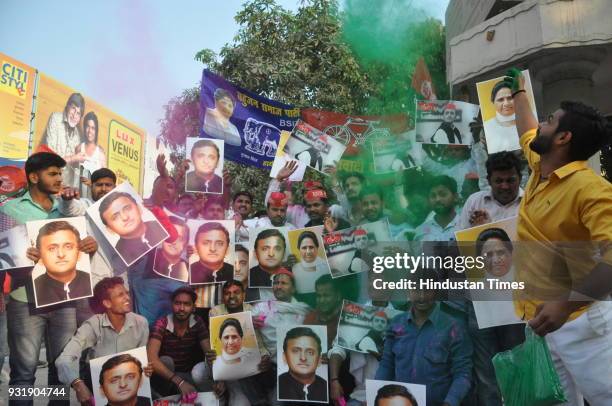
left=411, top=57, right=437, bottom=100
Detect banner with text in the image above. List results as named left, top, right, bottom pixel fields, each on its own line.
left=199, top=69, right=299, bottom=169
left=0, top=52, right=36, bottom=166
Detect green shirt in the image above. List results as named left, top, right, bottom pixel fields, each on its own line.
left=0, top=190, right=62, bottom=302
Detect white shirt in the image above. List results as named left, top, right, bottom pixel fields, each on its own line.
left=458, top=189, right=523, bottom=230
left=237, top=216, right=296, bottom=242
left=483, top=117, right=521, bottom=153
left=292, top=257, right=331, bottom=294
left=414, top=211, right=460, bottom=242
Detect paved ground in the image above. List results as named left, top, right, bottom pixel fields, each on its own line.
left=0, top=349, right=77, bottom=405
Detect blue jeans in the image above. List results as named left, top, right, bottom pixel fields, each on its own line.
left=7, top=299, right=76, bottom=406
left=467, top=303, right=525, bottom=406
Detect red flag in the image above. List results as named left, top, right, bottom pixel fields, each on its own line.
left=411, top=57, right=437, bottom=100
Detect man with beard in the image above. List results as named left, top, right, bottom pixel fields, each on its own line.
left=358, top=185, right=386, bottom=225
left=1, top=152, right=98, bottom=403
left=154, top=217, right=189, bottom=282
left=56, top=277, right=149, bottom=405
left=304, top=188, right=351, bottom=232
left=237, top=192, right=295, bottom=242
left=304, top=274, right=343, bottom=348
left=190, top=222, right=234, bottom=284
left=99, top=191, right=167, bottom=266
left=249, top=229, right=287, bottom=288
left=375, top=270, right=472, bottom=406
left=506, top=68, right=612, bottom=404
left=414, top=176, right=459, bottom=243
left=40, top=93, right=87, bottom=188
left=458, top=152, right=522, bottom=230
left=148, top=286, right=215, bottom=397
left=296, top=135, right=328, bottom=171
left=431, top=103, right=463, bottom=144
left=339, top=172, right=365, bottom=225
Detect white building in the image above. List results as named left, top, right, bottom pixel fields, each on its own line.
left=445, top=0, right=612, bottom=173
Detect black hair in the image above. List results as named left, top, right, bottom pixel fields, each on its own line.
left=476, top=227, right=513, bottom=257
left=222, top=279, right=245, bottom=293
left=171, top=286, right=197, bottom=304
left=91, top=277, right=125, bottom=314
left=254, top=229, right=286, bottom=252
left=485, top=151, right=522, bottom=180
left=557, top=101, right=612, bottom=161
left=82, top=111, right=99, bottom=143
left=214, top=88, right=234, bottom=103
left=490, top=81, right=511, bottom=103
left=203, top=195, right=225, bottom=211
left=429, top=175, right=457, bottom=195
left=235, top=244, right=248, bottom=255
left=342, top=172, right=365, bottom=187
left=98, top=192, right=138, bottom=225
left=297, top=231, right=319, bottom=249
left=283, top=326, right=322, bottom=355
left=314, top=274, right=337, bottom=293
left=25, top=152, right=66, bottom=182
left=359, top=184, right=384, bottom=201
left=374, top=384, right=418, bottom=406
left=191, top=139, right=220, bottom=159
left=65, top=93, right=85, bottom=114
left=36, top=220, right=80, bottom=249
left=232, top=191, right=253, bottom=203
left=169, top=216, right=189, bottom=242
left=91, top=168, right=117, bottom=184
left=219, top=317, right=243, bottom=339
left=194, top=221, right=229, bottom=245
left=99, top=354, right=142, bottom=386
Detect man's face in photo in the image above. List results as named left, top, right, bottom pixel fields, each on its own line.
left=100, top=361, right=142, bottom=405
left=255, top=236, right=285, bottom=270
left=195, top=229, right=228, bottom=268
left=66, top=103, right=82, bottom=128
left=442, top=108, right=456, bottom=123
left=372, top=315, right=388, bottom=333
left=234, top=250, right=249, bottom=282
left=284, top=335, right=320, bottom=379
left=313, top=139, right=326, bottom=153
left=192, top=146, right=219, bottom=176
left=39, top=229, right=80, bottom=277
left=101, top=196, right=144, bottom=238
left=91, top=177, right=116, bottom=202
left=162, top=224, right=188, bottom=260
left=354, top=234, right=369, bottom=250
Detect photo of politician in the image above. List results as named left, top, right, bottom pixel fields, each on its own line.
left=28, top=218, right=92, bottom=308
left=277, top=325, right=328, bottom=403
left=89, top=183, right=169, bottom=266
left=153, top=217, right=189, bottom=282
left=89, top=347, right=152, bottom=406
left=185, top=138, right=224, bottom=194
left=189, top=221, right=234, bottom=285
left=249, top=228, right=288, bottom=288
left=203, top=88, right=242, bottom=146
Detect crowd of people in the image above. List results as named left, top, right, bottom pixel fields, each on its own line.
left=0, top=69, right=611, bottom=406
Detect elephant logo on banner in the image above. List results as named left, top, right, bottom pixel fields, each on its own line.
left=243, top=118, right=279, bottom=158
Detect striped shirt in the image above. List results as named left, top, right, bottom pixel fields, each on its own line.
left=149, top=314, right=208, bottom=372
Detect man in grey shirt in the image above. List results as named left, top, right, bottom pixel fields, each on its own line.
left=56, top=277, right=149, bottom=405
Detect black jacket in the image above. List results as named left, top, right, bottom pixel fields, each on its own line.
left=278, top=371, right=328, bottom=402
left=34, top=270, right=91, bottom=307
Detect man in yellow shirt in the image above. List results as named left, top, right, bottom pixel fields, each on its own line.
left=507, top=68, right=612, bottom=405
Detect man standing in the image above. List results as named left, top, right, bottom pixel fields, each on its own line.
left=249, top=229, right=287, bottom=288
left=304, top=188, right=351, bottom=232
left=304, top=274, right=343, bottom=348
left=40, top=93, right=87, bottom=188
left=237, top=192, right=296, bottom=242
left=338, top=172, right=365, bottom=226
left=186, top=140, right=223, bottom=193
left=358, top=186, right=386, bottom=224
left=0, top=152, right=97, bottom=406
left=56, top=277, right=149, bottom=405
left=431, top=103, right=463, bottom=144
left=148, top=286, right=213, bottom=397
left=506, top=68, right=612, bottom=404
left=458, top=151, right=522, bottom=230
left=189, top=222, right=233, bottom=284
left=98, top=191, right=166, bottom=265
left=278, top=326, right=328, bottom=402
left=33, top=220, right=91, bottom=307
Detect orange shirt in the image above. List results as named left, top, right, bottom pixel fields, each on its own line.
left=514, top=129, right=612, bottom=320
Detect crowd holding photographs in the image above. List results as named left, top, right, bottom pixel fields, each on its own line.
left=3, top=61, right=611, bottom=406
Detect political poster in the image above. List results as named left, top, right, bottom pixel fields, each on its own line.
left=0, top=52, right=36, bottom=167
left=200, top=69, right=299, bottom=170
left=0, top=225, right=30, bottom=271
left=33, top=73, right=146, bottom=193
left=476, top=70, right=537, bottom=154
left=415, top=100, right=479, bottom=145
left=365, top=379, right=426, bottom=406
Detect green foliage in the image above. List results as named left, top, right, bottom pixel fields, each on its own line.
left=158, top=0, right=448, bottom=210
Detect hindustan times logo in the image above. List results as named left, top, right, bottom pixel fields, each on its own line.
left=372, top=253, right=485, bottom=274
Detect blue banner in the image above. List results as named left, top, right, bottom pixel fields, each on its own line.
left=199, top=70, right=300, bottom=169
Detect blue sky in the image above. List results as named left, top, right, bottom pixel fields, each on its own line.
left=0, top=0, right=448, bottom=136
